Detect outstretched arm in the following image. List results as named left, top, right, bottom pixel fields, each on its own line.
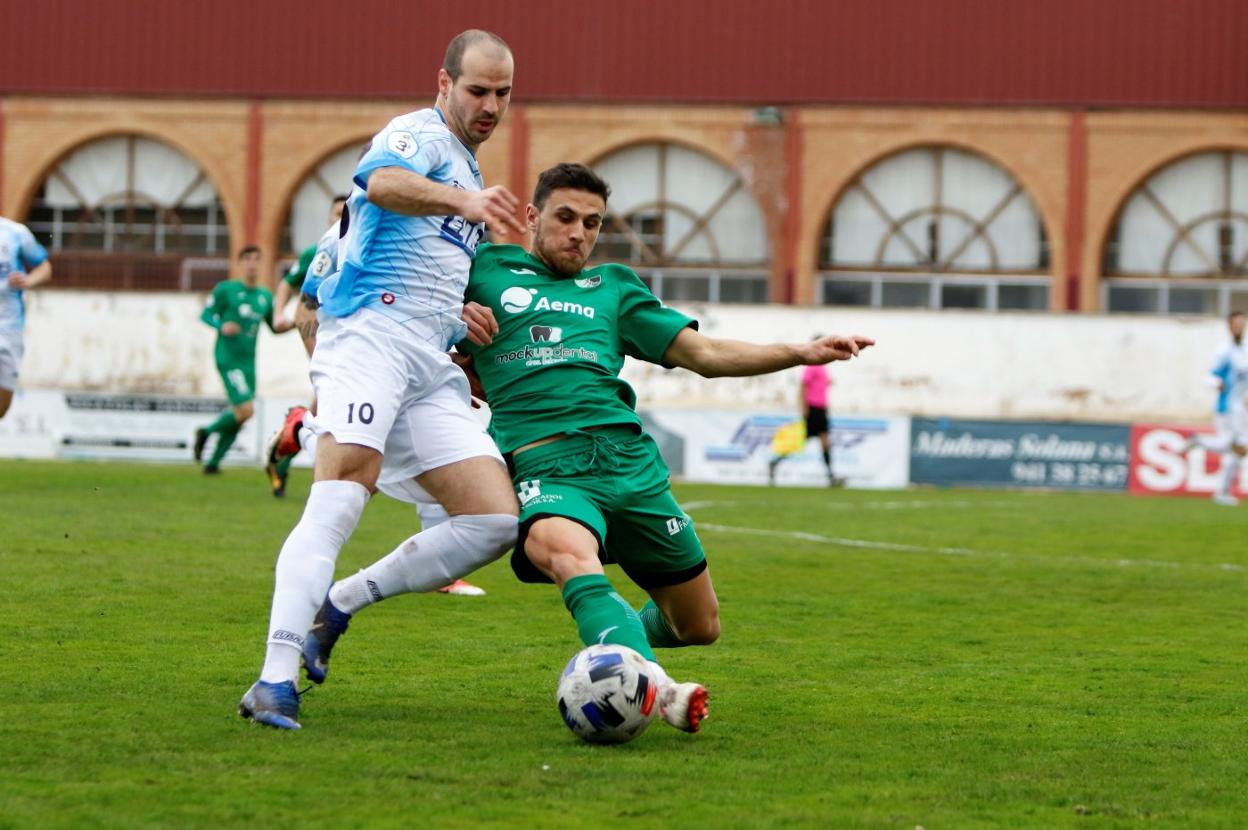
left=661, top=327, right=874, bottom=379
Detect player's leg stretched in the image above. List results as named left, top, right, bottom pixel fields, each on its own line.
left=239, top=435, right=378, bottom=729
left=304, top=456, right=517, bottom=684
left=523, top=517, right=709, bottom=733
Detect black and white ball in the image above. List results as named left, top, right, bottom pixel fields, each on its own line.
left=556, top=644, right=658, bottom=744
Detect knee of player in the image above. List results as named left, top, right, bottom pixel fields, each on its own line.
left=455, top=512, right=517, bottom=554
left=235, top=402, right=255, bottom=422
left=675, top=612, right=720, bottom=646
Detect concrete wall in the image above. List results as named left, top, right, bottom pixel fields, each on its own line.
left=19, top=291, right=1222, bottom=423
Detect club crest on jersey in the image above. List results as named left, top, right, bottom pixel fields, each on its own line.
left=381, top=293, right=396, bottom=305
left=574, top=275, right=601, bottom=289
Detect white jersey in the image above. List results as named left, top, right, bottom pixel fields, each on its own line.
left=319, top=108, right=485, bottom=351
left=0, top=217, right=50, bottom=335
left=1209, top=339, right=1248, bottom=415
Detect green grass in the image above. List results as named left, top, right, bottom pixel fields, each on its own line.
left=1, top=460, right=1246, bottom=829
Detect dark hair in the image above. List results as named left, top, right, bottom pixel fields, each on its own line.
left=1231, top=311, right=1246, bottom=320
left=442, top=30, right=511, bottom=81
left=532, top=163, right=611, bottom=209
left=238, top=245, right=261, bottom=259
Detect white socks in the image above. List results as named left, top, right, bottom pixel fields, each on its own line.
left=260, top=480, right=369, bottom=684
left=1217, top=454, right=1240, bottom=498
left=329, top=513, right=516, bottom=615
left=297, top=411, right=316, bottom=454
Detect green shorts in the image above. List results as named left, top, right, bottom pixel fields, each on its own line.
left=216, top=361, right=256, bottom=406
left=510, top=425, right=707, bottom=589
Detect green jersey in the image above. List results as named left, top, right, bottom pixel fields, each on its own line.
left=282, top=244, right=317, bottom=290
left=200, top=279, right=275, bottom=365
left=461, top=244, right=695, bottom=454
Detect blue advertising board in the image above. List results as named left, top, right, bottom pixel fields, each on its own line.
left=910, top=418, right=1131, bottom=491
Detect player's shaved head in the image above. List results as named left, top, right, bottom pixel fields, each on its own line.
left=442, top=30, right=511, bottom=80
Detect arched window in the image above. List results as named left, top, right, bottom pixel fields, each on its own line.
left=280, top=144, right=362, bottom=256
left=818, top=146, right=1049, bottom=310
left=25, top=135, right=229, bottom=290
left=591, top=143, right=770, bottom=303
left=1104, top=151, right=1248, bottom=315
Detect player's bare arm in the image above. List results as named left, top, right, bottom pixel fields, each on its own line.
left=6, top=260, right=51, bottom=290
left=367, top=167, right=524, bottom=235
left=272, top=279, right=295, bottom=330
left=661, top=327, right=875, bottom=378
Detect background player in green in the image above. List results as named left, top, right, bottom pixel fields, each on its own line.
left=194, top=245, right=293, bottom=476
left=307, top=163, right=874, bottom=734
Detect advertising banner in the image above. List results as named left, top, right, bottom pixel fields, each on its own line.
left=0, top=389, right=63, bottom=458
left=910, top=418, right=1130, bottom=490
left=1128, top=422, right=1245, bottom=498
left=0, top=390, right=263, bottom=465
left=642, top=409, right=910, bottom=488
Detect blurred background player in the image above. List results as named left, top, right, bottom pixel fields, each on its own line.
left=303, top=163, right=875, bottom=734
left=0, top=216, right=52, bottom=421
left=264, top=195, right=347, bottom=495
left=1183, top=310, right=1248, bottom=506
left=194, top=245, right=292, bottom=475
left=768, top=344, right=841, bottom=486
left=239, top=29, right=525, bottom=729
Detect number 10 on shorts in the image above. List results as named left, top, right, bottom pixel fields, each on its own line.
left=346, top=403, right=375, bottom=424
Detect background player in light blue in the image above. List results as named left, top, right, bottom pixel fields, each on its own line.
left=0, top=216, right=52, bottom=421
left=1184, top=310, right=1248, bottom=505
left=242, top=29, right=527, bottom=729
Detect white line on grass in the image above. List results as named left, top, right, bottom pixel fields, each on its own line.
left=694, top=521, right=1246, bottom=574
left=681, top=499, right=1018, bottom=512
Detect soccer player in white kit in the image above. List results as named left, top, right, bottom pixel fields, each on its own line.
left=240, top=30, right=526, bottom=729
left=0, top=217, right=52, bottom=421
left=1184, top=310, right=1248, bottom=506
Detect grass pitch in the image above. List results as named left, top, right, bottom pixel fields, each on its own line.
left=1, top=460, right=1245, bottom=829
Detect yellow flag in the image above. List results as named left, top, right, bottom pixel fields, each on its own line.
left=771, top=420, right=806, bottom=456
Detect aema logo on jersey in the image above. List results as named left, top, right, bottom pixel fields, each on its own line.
left=500, top=286, right=596, bottom=319
left=574, top=275, right=601, bottom=289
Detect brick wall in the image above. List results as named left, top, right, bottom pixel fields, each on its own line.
left=2, top=95, right=1245, bottom=309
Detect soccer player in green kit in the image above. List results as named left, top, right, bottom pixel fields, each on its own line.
left=194, top=245, right=293, bottom=476
left=306, top=163, right=873, bottom=734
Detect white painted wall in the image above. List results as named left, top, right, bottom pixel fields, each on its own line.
left=18, top=291, right=1225, bottom=422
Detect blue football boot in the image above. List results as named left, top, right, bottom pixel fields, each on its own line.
left=303, top=596, right=352, bottom=684
left=238, top=680, right=302, bottom=730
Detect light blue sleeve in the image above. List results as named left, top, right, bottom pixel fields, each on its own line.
left=353, top=126, right=453, bottom=190
left=17, top=224, right=48, bottom=269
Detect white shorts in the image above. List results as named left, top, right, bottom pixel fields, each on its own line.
left=0, top=330, right=23, bottom=390
left=306, top=309, right=502, bottom=504
left=1214, top=411, right=1248, bottom=449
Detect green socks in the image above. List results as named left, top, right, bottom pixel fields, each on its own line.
left=639, top=600, right=686, bottom=648
left=275, top=454, right=294, bottom=477
left=561, top=574, right=656, bottom=662
left=208, top=425, right=240, bottom=467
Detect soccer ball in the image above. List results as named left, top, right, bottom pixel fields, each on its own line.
left=556, top=644, right=658, bottom=744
